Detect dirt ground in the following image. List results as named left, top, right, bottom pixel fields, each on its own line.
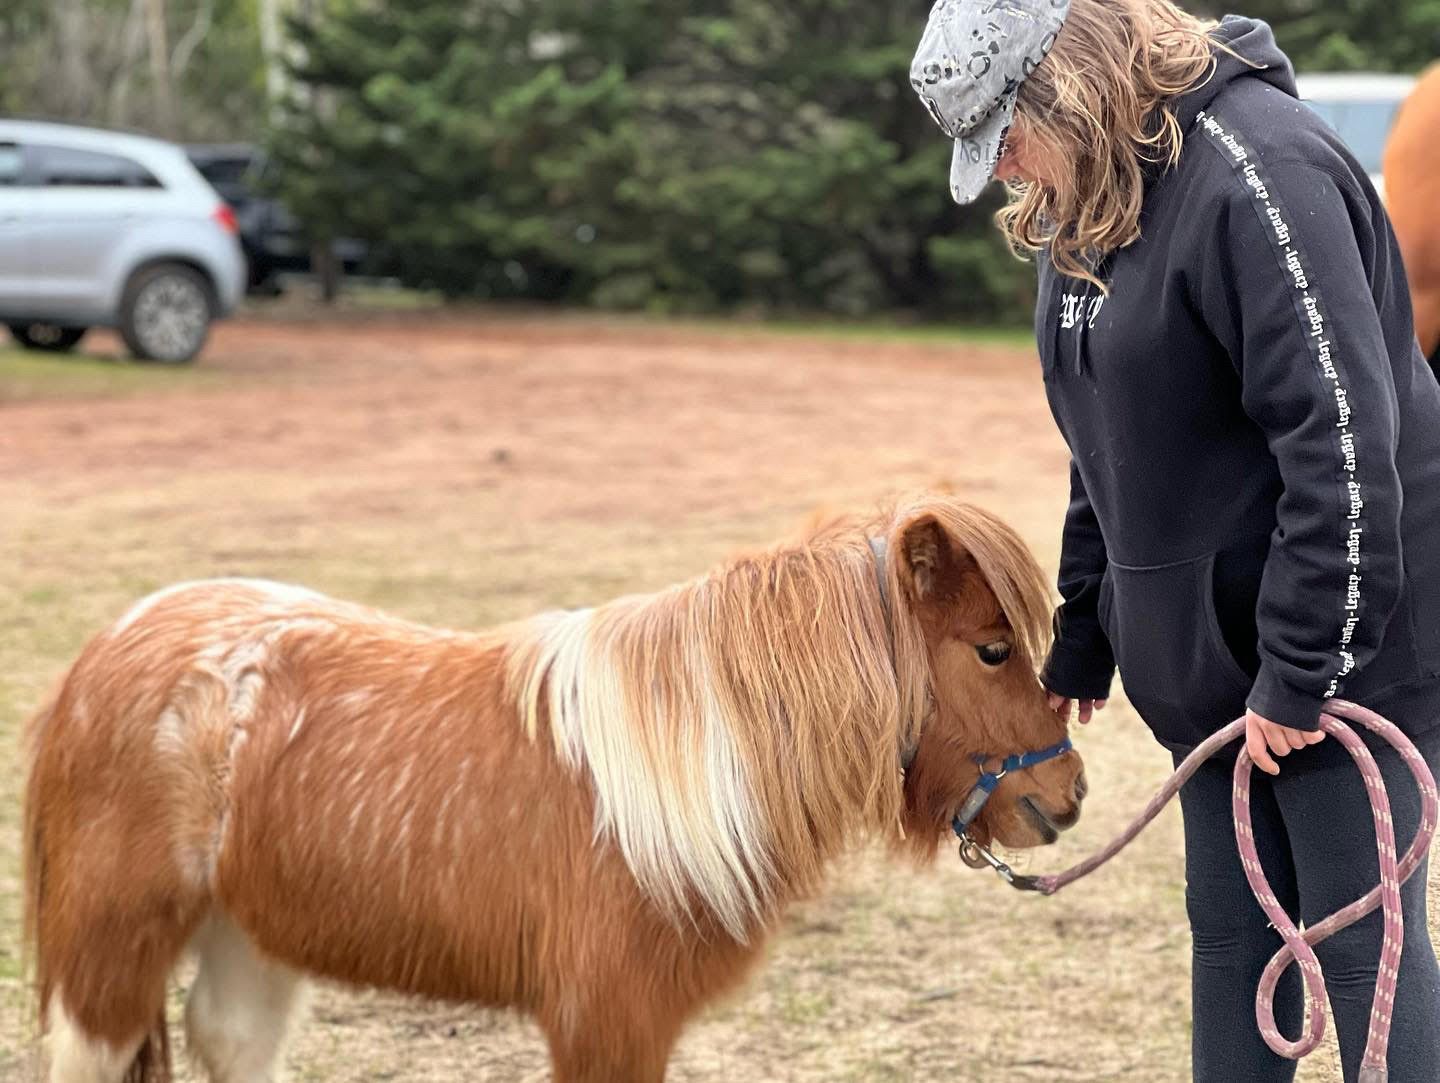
left=0, top=311, right=1405, bottom=1081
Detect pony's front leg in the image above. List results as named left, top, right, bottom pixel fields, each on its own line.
left=541, top=1007, right=682, bottom=1083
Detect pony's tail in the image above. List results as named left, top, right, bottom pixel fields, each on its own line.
left=23, top=697, right=175, bottom=1082
left=22, top=698, right=55, bottom=1038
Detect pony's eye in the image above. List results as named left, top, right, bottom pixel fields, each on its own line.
left=975, top=641, right=1012, bottom=667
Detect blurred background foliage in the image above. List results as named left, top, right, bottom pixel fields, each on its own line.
left=267, top=0, right=1027, bottom=318
left=1196, top=0, right=1440, bottom=71
left=2, top=0, right=1437, bottom=319
left=0, top=0, right=266, bottom=140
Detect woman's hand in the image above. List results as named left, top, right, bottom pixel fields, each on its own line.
left=1047, top=691, right=1107, bottom=725
left=1245, top=708, right=1326, bottom=775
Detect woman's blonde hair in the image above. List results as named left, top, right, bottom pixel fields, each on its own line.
left=997, top=0, right=1221, bottom=286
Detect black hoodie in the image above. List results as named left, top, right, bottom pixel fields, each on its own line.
left=1037, top=17, right=1440, bottom=752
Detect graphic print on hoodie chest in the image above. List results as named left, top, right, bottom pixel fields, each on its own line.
left=1059, top=290, right=1105, bottom=331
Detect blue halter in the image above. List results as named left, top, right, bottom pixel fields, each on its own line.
left=950, top=736, right=1075, bottom=839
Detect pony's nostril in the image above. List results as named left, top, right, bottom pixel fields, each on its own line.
left=1074, top=771, right=1089, bottom=802
left=1046, top=801, right=1082, bottom=831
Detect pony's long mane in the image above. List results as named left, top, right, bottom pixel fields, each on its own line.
left=506, top=498, right=1052, bottom=940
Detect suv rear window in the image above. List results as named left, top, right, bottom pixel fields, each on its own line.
left=33, top=144, right=162, bottom=188
left=0, top=144, right=19, bottom=185
left=193, top=156, right=252, bottom=185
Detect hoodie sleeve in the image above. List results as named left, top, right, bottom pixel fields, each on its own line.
left=1203, top=158, right=1404, bottom=731
left=1041, top=459, right=1117, bottom=701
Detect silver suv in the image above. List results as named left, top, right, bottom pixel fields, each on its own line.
left=0, top=120, right=247, bottom=363
left=1296, top=73, right=1416, bottom=201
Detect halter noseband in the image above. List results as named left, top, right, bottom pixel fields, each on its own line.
left=951, top=739, right=1075, bottom=838
left=951, top=737, right=1073, bottom=888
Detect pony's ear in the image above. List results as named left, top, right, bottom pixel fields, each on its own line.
left=899, top=514, right=973, bottom=602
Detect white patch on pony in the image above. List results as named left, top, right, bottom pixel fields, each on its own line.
left=345, top=795, right=370, bottom=860
left=389, top=759, right=415, bottom=811
left=207, top=637, right=271, bottom=724
left=432, top=785, right=458, bottom=852
left=109, top=580, right=203, bottom=636
left=184, top=919, right=307, bottom=1083
left=229, top=671, right=265, bottom=723
left=515, top=608, right=772, bottom=941
left=448, top=784, right=470, bottom=861
left=336, top=689, right=373, bottom=715
left=154, top=704, right=187, bottom=759
left=110, top=578, right=325, bottom=636
left=46, top=989, right=144, bottom=1083
left=286, top=707, right=308, bottom=745
left=395, top=805, right=417, bottom=893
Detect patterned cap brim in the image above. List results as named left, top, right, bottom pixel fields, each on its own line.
left=948, top=97, right=1016, bottom=205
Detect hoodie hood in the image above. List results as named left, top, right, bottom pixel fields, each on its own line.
left=1172, top=15, right=1297, bottom=123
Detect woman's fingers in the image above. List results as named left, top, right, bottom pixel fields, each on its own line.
left=1245, top=710, right=1325, bottom=775
left=1246, top=715, right=1281, bottom=775
left=1044, top=693, right=1108, bottom=724
left=1263, top=723, right=1292, bottom=761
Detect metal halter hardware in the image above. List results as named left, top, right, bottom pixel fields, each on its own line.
left=951, top=737, right=1074, bottom=891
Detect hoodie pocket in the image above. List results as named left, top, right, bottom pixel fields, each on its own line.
left=1098, top=551, right=1253, bottom=750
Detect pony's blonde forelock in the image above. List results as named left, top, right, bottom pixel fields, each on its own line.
left=507, top=497, right=1055, bottom=941
left=997, top=0, right=1223, bottom=286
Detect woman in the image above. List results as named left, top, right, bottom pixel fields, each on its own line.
left=911, top=2, right=1440, bottom=1080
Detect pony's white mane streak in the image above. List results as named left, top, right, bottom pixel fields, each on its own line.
left=512, top=602, right=772, bottom=941
left=508, top=525, right=929, bottom=942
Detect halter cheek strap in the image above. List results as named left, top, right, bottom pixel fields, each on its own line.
left=868, top=536, right=892, bottom=620
left=951, top=737, right=1075, bottom=838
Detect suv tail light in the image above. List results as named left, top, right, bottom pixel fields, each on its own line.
left=213, top=204, right=239, bottom=235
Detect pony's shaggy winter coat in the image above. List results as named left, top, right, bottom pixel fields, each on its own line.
left=24, top=495, right=1084, bottom=1083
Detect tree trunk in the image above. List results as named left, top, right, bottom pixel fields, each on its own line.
left=109, top=0, right=150, bottom=127
left=144, top=0, right=175, bottom=136
left=311, top=242, right=339, bottom=304
left=259, top=0, right=287, bottom=105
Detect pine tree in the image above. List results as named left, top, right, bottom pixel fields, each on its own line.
left=266, top=0, right=1031, bottom=318
left=1194, top=1, right=1440, bottom=73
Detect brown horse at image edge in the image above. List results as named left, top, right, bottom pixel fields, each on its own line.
left=1385, top=61, right=1440, bottom=370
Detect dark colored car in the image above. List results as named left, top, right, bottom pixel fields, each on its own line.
left=184, top=144, right=367, bottom=294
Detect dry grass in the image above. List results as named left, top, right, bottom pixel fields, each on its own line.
left=0, top=314, right=1401, bottom=1080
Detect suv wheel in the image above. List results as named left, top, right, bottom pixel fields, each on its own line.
left=9, top=323, right=87, bottom=352
left=120, top=263, right=214, bottom=364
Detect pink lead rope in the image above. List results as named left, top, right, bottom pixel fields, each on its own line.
left=1025, top=699, right=1438, bottom=1083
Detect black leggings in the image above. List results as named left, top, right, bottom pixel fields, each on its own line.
left=1177, top=724, right=1440, bottom=1083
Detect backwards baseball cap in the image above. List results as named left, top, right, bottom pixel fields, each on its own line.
left=910, top=0, right=1071, bottom=204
